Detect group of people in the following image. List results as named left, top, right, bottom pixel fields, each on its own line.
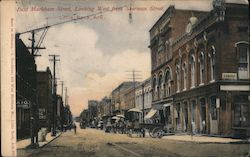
left=103, top=118, right=144, bottom=137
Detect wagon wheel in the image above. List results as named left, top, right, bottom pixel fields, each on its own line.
left=149, top=128, right=155, bottom=137
left=151, top=127, right=163, bottom=138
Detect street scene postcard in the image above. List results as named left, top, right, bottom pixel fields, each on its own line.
left=1, top=0, right=250, bottom=156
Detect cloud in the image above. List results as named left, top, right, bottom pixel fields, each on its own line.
left=16, top=0, right=213, bottom=116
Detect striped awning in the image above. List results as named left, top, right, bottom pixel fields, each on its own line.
left=144, top=109, right=157, bottom=119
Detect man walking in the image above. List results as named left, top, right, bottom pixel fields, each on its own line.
left=73, top=123, right=77, bottom=135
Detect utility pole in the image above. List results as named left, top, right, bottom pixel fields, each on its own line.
left=126, top=69, right=142, bottom=108
left=65, top=87, right=67, bottom=106
left=49, top=54, right=60, bottom=136
left=60, top=81, right=64, bottom=104
left=21, top=29, right=45, bottom=148
left=142, top=83, right=145, bottom=137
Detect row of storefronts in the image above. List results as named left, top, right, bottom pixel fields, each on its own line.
left=16, top=36, right=73, bottom=139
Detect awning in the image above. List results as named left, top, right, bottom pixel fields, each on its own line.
left=128, top=108, right=142, bottom=113
left=112, top=116, right=120, bottom=120
left=116, top=114, right=125, bottom=118
left=163, top=103, right=171, bottom=107
left=144, top=109, right=157, bottom=119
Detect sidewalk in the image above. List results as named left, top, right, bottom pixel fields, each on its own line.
left=162, top=134, right=249, bottom=144
left=17, top=132, right=62, bottom=149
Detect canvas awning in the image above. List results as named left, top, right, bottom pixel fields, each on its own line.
left=112, top=116, right=120, bottom=120
left=163, top=103, right=171, bottom=107
left=144, top=109, right=157, bottom=119
left=128, top=108, right=142, bottom=113
left=116, top=114, right=125, bottom=118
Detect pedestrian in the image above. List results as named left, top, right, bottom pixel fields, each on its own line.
left=73, top=124, right=77, bottom=135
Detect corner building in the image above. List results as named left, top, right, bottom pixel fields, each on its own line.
left=150, top=2, right=249, bottom=137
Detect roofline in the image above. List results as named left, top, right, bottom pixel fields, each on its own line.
left=149, top=6, right=209, bottom=32
left=149, top=5, right=175, bottom=32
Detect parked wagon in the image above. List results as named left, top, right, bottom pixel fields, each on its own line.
left=139, top=123, right=164, bottom=138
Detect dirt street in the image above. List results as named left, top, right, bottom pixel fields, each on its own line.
left=17, top=128, right=249, bottom=157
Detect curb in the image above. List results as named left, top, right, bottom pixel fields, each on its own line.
left=40, top=132, right=62, bottom=148
left=163, top=138, right=249, bottom=144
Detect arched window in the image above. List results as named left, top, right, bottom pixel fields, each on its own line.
left=158, top=74, right=163, bottom=98
left=236, top=42, right=249, bottom=79
left=189, top=54, right=196, bottom=88
left=176, top=63, right=180, bottom=92
left=208, top=45, right=216, bottom=81
left=182, top=62, right=187, bottom=90
left=152, top=77, right=157, bottom=100
left=165, top=68, right=172, bottom=96
left=199, top=51, right=205, bottom=85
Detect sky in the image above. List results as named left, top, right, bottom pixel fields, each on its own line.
left=16, top=0, right=216, bottom=116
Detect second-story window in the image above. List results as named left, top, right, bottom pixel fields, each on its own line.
left=199, top=51, right=205, bottom=85
left=176, top=64, right=180, bottom=92
left=182, top=62, right=187, bottom=90
left=190, top=54, right=196, bottom=88
left=158, top=74, right=163, bottom=98
left=209, top=45, right=216, bottom=81
left=236, top=42, right=249, bottom=79
left=165, top=69, right=171, bottom=97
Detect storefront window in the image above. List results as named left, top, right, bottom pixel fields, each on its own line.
left=210, top=96, right=217, bottom=120
left=234, top=95, right=250, bottom=127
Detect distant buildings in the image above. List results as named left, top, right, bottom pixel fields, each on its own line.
left=135, top=78, right=152, bottom=123
left=37, top=67, right=53, bottom=131
left=111, top=82, right=139, bottom=115
left=88, top=100, right=99, bottom=122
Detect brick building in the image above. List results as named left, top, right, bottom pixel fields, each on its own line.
left=135, top=78, right=152, bottom=123
left=37, top=67, right=53, bottom=131
left=16, top=37, right=38, bottom=139
left=111, top=82, right=137, bottom=115
left=150, top=1, right=249, bottom=137
left=88, top=100, right=99, bottom=122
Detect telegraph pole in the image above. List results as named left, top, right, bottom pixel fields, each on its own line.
left=49, top=55, right=60, bottom=136
left=65, top=87, right=67, bottom=106
left=21, top=30, right=45, bottom=148
left=142, top=83, right=145, bottom=137
left=60, top=81, right=64, bottom=104
left=126, top=69, right=142, bottom=107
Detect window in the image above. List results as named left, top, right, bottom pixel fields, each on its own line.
left=158, top=74, right=163, bottom=98
left=210, top=96, right=217, bottom=120
left=209, top=46, right=216, bottom=81
left=191, top=100, right=196, bottom=123
left=190, top=54, right=195, bottom=88
left=165, top=69, right=171, bottom=96
left=233, top=95, right=250, bottom=127
left=182, top=62, right=187, bottom=90
left=199, top=51, right=205, bottom=84
left=175, top=103, right=181, bottom=127
left=176, top=64, right=180, bottom=92
left=236, top=42, right=249, bottom=79
left=152, top=77, right=157, bottom=100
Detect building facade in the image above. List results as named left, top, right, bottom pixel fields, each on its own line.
left=37, top=67, right=53, bottom=131
left=88, top=100, right=99, bottom=122
left=16, top=37, right=38, bottom=139
left=135, top=78, right=152, bottom=123
left=111, top=82, right=136, bottom=115
left=150, top=2, right=249, bottom=137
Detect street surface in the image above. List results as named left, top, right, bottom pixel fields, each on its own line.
left=18, top=126, right=249, bottom=157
